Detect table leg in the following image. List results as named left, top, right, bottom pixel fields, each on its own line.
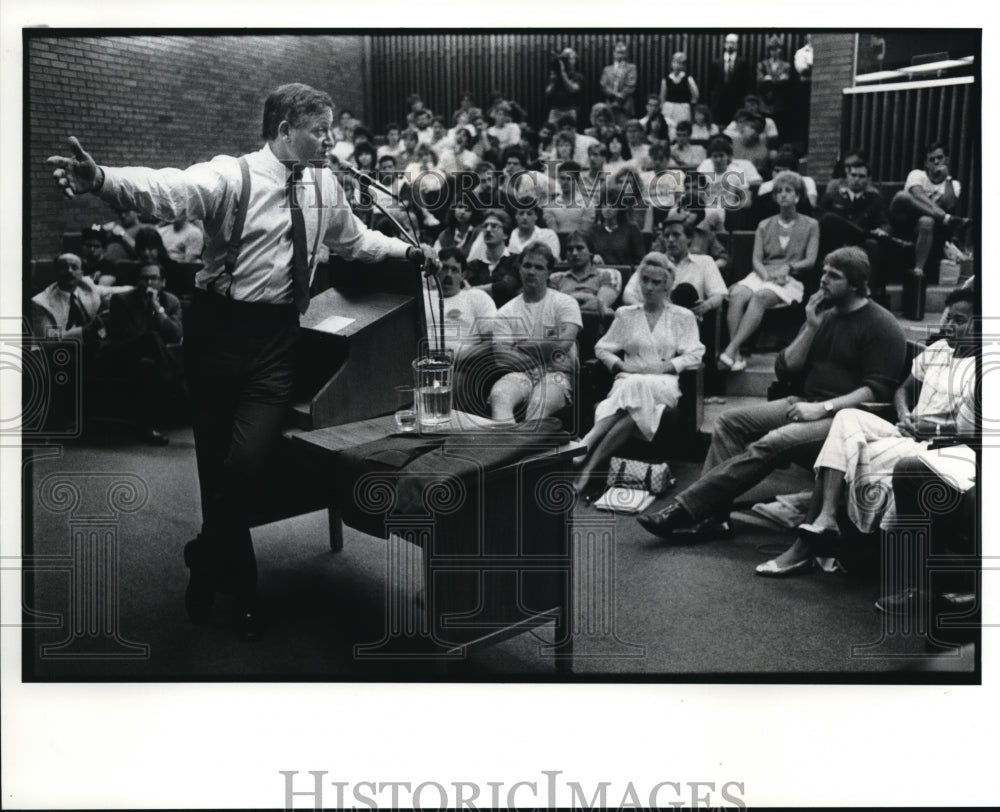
left=328, top=504, right=343, bottom=552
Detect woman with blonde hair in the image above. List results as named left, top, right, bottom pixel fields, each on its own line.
left=573, top=252, right=704, bottom=493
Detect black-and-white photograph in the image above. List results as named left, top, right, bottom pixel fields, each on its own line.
left=2, top=7, right=995, bottom=809
left=17, top=26, right=983, bottom=681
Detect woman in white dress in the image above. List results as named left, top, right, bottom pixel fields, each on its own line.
left=755, top=288, right=978, bottom=576
left=573, top=252, right=705, bottom=492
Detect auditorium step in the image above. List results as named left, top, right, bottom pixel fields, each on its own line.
left=718, top=352, right=779, bottom=398
left=885, top=282, right=953, bottom=315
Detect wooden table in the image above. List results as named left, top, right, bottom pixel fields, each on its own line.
left=285, top=412, right=581, bottom=672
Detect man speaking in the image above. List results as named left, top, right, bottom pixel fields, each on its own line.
left=48, top=83, right=435, bottom=641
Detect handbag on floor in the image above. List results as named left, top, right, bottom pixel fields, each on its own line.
left=606, top=457, right=675, bottom=496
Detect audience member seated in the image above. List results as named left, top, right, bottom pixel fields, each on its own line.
left=543, top=160, right=598, bottom=240
left=433, top=201, right=481, bottom=258
left=624, top=221, right=727, bottom=320
left=550, top=230, right=622, bottom=321
left=555, top=115, right=599, bottom=165
left=377, top=122, right=405, bottom=161
left=623, top=119, right=650, bottom=166
left=29, top=253, right=129, bottom=344
left=644, top=112, right=673, bottom=148
left=102, top=262, right=185, bottom=446
left=580, top=142, right=611, bottom=199
left=507, top=198, right=561, bottom=258
left=720, top=171, right=818, bottom=372
left=696, top=136, right=761, bottom=230
left=689, top=104, right=719, bottom=144
left=600, top=41, right=639, bottom=123
left=755, top=145, right=818, bottom=222
left=487, top=102, right=521, bottom=149
left=498, top=145, right=554, bottom=206
left=659, top=51, right=700, bottom=125
left=157, top=218, right=205, bottom=264
left=728, top=110, right=770, bottom=176
left=637, top=247, right=907, bottom=542
left=489, top=242, right=582, bottom=423
left=723, top=94, right=779, bottom=146
left=652, top=201, right=730, bottom=276
left=423, top=247, right=497, bottom=410
left=573, top=256, right=704, bottom=492
left=669, top=120, right=706, bottom=168
left=101, top=207, right=141, bottom=261
left=536, top=121, right=557, bottom=163
left=79, top=224, right=119, bottom=285
left=756, top=287, right=977, bottom=575
left=545, top=48, right=585, bottom=123
left=587, top=194, right=645, bottom=267
left=411, top=108, right=434, bottom=146
left=815, top=155, right=897, bottom=306
left=638, top=144, right=686, bottom=227
left=889, top=141, right=972, bottom=283
left=449, top=126, right=480, bottom=173
left=466, top=209, right=522, bottom=307
left=584, top=103, right=617, bottom=143
left=604, top=132, right=635, bottom=178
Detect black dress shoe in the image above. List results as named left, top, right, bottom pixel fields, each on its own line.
left=636, top=502, right=696, bottom=539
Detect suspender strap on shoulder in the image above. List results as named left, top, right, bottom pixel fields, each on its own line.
left=224, top=155, right=252, bottom=278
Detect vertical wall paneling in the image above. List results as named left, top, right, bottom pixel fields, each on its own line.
left=365, top=31, right=809, bottom=130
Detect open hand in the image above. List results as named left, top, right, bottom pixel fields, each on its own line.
left=47, top=137, right=100, bottom=199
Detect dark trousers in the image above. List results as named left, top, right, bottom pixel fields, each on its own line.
left=182, top=291, right=299, bottom=600
left=891, top=455, right=977, bottom=593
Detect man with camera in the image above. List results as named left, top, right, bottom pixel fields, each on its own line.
left=545, top=47, right=585, bottom=124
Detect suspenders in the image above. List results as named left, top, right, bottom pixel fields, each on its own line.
left=215, top=156, right=324, bottom=299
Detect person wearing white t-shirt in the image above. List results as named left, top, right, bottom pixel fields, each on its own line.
left=889, top=141, right=972, bottom=279
left=423, top=247, right=496, bottom=362
left=490, top=242, right=582, bottom=423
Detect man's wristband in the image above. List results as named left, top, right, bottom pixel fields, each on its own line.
left=93, top=167, right=106, bottom=193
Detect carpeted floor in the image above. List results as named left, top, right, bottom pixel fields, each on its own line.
left=22, top=425, right=976, bottom=681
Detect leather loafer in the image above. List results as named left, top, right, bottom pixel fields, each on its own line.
left=636, top=502, right=696, bottom=539
left=755, top=557, right=814, bottom=577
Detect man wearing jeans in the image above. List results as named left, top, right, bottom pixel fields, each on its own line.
left=638, top=247, right=906, bottom=540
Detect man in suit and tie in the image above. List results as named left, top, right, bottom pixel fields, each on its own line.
left=708, top=33, right=751, bottom=126
left=600, top=41, right=639, bottom=124
left=30, top=252, right=123, bottom=342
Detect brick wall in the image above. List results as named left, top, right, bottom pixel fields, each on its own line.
left=27, top=34, right=365, bottom=259
left=807, top=33, right=857, bottom=185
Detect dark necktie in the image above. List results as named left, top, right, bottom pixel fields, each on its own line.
left=726, top=55, right=733, bottom=79
left=66, top=293, right=86, bottom=330
left=287, top=165, right=311, bottom=314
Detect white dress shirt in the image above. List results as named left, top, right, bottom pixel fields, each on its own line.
left=100, top=144, right=410, bottom=305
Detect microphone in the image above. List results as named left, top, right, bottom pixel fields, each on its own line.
left=337, top=161, right=400, bottom=201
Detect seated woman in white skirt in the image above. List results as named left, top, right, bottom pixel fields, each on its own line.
left=573, top=252, right=705, bottom=493
left=720, top=171, right=819, bottom=372
left=756, top=287, right=978, bottom=576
